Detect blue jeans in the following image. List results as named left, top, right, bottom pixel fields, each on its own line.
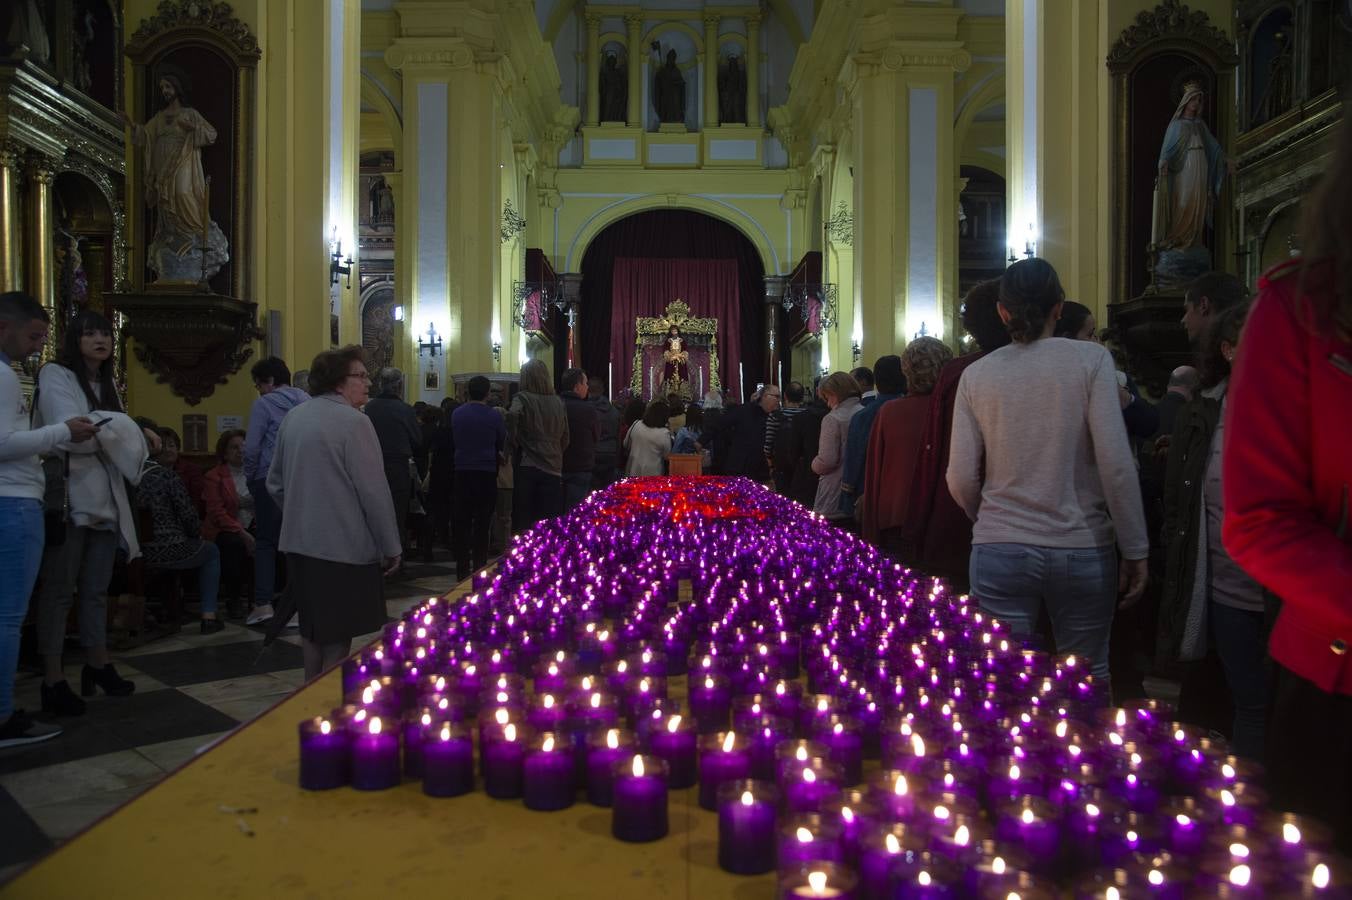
left=0, top=499, right=44, bottom=720
left=970, top=543, right=1118, bottom=679
left=562, top=471, right=592, bottom=511
left=156, top=542, right=221, bottom=615
left=1210, top=601, right=1269, bottom=760
left=249, top=479, right=281, bottom=606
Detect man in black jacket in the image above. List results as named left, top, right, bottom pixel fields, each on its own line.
left=588, top=376, right=620, bottom=490
left=365, top=368, right=422, bottom=558
left=718, top=386, right=778, bottom=482
left=560, top=368, right=599, bottom=510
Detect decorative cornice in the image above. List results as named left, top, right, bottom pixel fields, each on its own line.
left=1106, top=0, right=1236, bottom=71
left=127, top=0, right=260, bottom=59
left=879, top=45, right=972, bottom=73
left=385, top=39, right=476, bottom=71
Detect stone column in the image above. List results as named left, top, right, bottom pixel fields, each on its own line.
left=745, top=14, right=762, bottom=127
left=585, top=13, right=601, bottom=127
left=23, top=155, right=55, bottom=317
left=0, top=143, right=21, bottom=292
left=703, top=14, right=720, bottom=129
left=557, top=272, right=584, bottom=369
left=763, top=275, right=786, bottom=385
left=625, top=14, right=643, bottom=126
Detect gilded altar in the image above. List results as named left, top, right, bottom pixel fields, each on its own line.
left=631, top=299, right=720, bottom=401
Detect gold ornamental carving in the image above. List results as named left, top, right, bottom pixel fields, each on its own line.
left=631, top=299, right=721, bottom=397
left=1106, top=0, right=1236, bottom=72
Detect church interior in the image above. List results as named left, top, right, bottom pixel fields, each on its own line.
left=1, top=0, right=1349, bottom=894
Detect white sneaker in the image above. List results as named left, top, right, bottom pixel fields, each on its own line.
left=245, top=604, right=275, bottom=625
left=284, top=614, right=299, bottom=628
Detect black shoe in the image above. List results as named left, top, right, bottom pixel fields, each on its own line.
left=200, top=617, right=225, bottom=634
left=225, top=600, right=245, bottom=621
left=80, top=663, right=136, bottom=698
left=0, top=710, right=62, bottom=748
left=41, top=680, right=87, bottom=716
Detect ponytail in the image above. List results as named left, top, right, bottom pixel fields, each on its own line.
left=999, top=258, right=1065, bottom=343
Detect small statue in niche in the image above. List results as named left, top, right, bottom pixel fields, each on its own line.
left=651, top=44, right=686, bottom=124
left=1255, top=30, right=1295, bottom=125
left=5, top=0, right=50, bottom=63
left=718, top=55, right=747, bottom=124
left=368, top=176, right=394, bottom=227
left=121, top=68, right=230, bottom=284
left=599, top=52, right=627, bottom=122
left=72, top=7, right=96, bottom=94
left=1150, top=81, right=1233, bottom=289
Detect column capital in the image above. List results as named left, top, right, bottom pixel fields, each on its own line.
left=703, top=13, right=721, bottom=29
left=623, top=13, right=644, bottom=31
left=745, top=11, right=762, bottom=28
left=23, top=153, right=57, bottom=183
left=0, top=141, right=24, bottom=169
left=585, top=11, right=603, bottom=27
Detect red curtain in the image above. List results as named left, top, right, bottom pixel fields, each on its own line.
left=610, top=257, right=741, bottom=400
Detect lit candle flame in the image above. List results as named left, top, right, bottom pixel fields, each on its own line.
left=369, top=717, right=383, bottom=735
left=796, top=746, right=808, bottom=762
left=590, top=693, right=602, bottom=709
left=667, top=715, right=682, bottom=733
left=542, top=736, right=555, bottom=753
left=841, top=806, right=854, bottom=823
left=632, top=755, right=644, bottom=777
left=495, top=708, right=510, bottom=725
left=796, top=827, right=814, bottom=844
left=1176, top=814, right=1192, bottom=827
left=421, top=712, right=432, bottom=727
left=807, top=871, right=828, bottom=894
left=917, top=871, right=932, bottom=887
left=833, top=722, right=844, bottom=736
left=361, top=687, right=376, bottom=705
left=1148, top=869, right=1165, bottom=886
left=1020, top=808, right=1035, bottom=825
left=803, top=768, right=817, bottom=783
left=704, top=676, right=715, bottom=690
left=1106, top=888, right=1120, bottom=900
left=912, top=734, right=926, bottom=758
left=740, top=790, right=754, bottom=806
left=722, top=732, right=736, bottom=753
left=885, top=833, right=901, bottom=854
left=1221, top=789, right=1236, bottom=807
left=606, top=729, right=621, bottom=750
left=1085, top=803, right=1100, bottom=817
left=1222, top=763, right=1236, bottom=779
left=543, top=694, right=555, bottom=709
left=1283, top=823, right=1302, bottom=844
left=992, top=857, right=1007, bottom=875
left=319, top=719, right=331, bottom=735
left=1229, top=843, right=1249, bottom=859
left=440, top=724, right=451, bottom=741
left=504, top=723, right=517, bottom=742
left=1229, top=865, right=1251, bottom=888
left=1009, top=764, right=1021, bottom=781
left=933, top=804, right=950, bottom=821
left=955, top=825, right=970, bottom=846
left=1312, top=864, right=1331, bottom=890
left=894, top=774, right=909, bottom=796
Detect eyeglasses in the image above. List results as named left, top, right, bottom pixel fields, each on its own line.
left=346, top=371, right=371, bottom=382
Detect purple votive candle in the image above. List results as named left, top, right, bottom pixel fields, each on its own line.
left=994, top=797, right=1062, bottom=876
left=778, top=863, right=859, bottom=900
left=421, top=721, right=474, bottom=797
left=402, top=709, right=436, bottom=776
left=527, top=692, right=568, bottom=734
left=650, top=713, right=698, bottom=789
left=348, top=714, right=401, bottom=791
left=776, top=739, right=830, bottom=788
left=482, top=721, right=530, bottom=799
left=604, top=659, right=637, bottom=698
left=1266, top=811, right=1334, bottom=864
left=298, top=716, right=349, bottom=790
left=799, top=694, right=838, bottom=737
left=341, top=658, right=374, bottom=696
left=820, top=791, right=879, bottom=865
left=783, top=760, right=843, bottom=815
left=867, top=768, right=924, bottom=822
left=1205, top=782, right=1268, bottom=828
left=778, top=813, right=845, bottom=873
left=1164, top=797, right=1218, bottom=858
left=775, top=632, right=801, bottom=678
left=738, top=714, right=795, bottom=781
left=688, top=674, right=734, bottom=734
left=768, top=679, right=805, bottom=725
left=815, top=716, right=864, bottom=786
left=631, top=647, right=668, bottom=678
left=856, top=822, right=922, bottom=899
left=699, top=731, right=753, bottom=810
left=586, top=727, right=637, bottom=806
left=346, top=676, right=402, bottom=717
left=612, top=754, right=669, bottom=842
left=718, top=779, right=779, bottom=875
left=533, top=655, right=574, bottom=694
left=523, top=732, right=575, bottom=811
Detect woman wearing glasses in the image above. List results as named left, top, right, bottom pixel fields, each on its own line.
left=266, top=346, right=402, bottom=680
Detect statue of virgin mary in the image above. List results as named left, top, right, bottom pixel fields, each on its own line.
left=1151, top=82, right=1231, bottom=289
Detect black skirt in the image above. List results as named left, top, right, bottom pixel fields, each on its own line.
left=288, top=554, right=387, bottom=644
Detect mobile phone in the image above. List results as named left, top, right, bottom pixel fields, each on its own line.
left=93, top=417, right=112, bottom=426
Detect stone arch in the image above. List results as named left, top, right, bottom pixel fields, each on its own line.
left=565, top=194, right=779, bottom=275
left=361, top=72, right=403, bottom=167
left=954, top=71, right=1005, bottom=156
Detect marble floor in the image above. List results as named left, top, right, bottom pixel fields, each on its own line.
left=0, top=551, right=464, bottom=883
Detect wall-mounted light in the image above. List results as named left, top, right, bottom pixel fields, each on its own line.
left=329, top=228, right=354, bottom=289
left=392, top=305, right=404, bottom=322
left=851, top=340, right=862, bottom=364
left=418, top=322, right=443, bottom=357
left=491, top=341, right=502, bottom=364
left=1023, top=222, right=1037, bottom=259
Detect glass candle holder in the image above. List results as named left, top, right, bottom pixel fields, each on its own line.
left=401, top=708, right=438, bottom=777
left=994, top=796, right=1063, bottom=876
left=421, top=721, right=474, bottom=798
left=776, top=738, right=830, bottom=788
left=523, top=731, right=575, bottom=811
left=532, top=654, right=575, bottom=694
left=698, top=731, right=753, bottom=810
left=526, top=692, right=568, bottom=735
left=854, top=821, right=923, bottom=898
left=768, top=678, right=805, bottom=724
left=1164, top=796, right=1220, bottom=858
left=867, top=769, right=927, bottom=823
left=650, top=713, right=698, bottom=789
left=777, top=813, right=845, bottom=874
left=585, top=726, right=637, bottom=807
left=612, top=754, right=669, bottom=843
left=298, top=716, right=350, bottom=790
left=814, top=715, right=865, bottom=787
left=799, top=694, right=839, bottom=737
left=717, top=779, right=780, bottom=875
left=481, top=720, right=532, bottom=799
left=783, top=759, right=844, bottom=815
left=777, top=862, right=858, bottom=900
left=820, top=790, right=879, bottom=865
left=736, top=713, right=795, bottom=781
left=1205, top=782, right=1269, bottom=828
left=688, top=674, right=734, bottom=734
left=348, top=714, right=401, bottom=791
left=1263, top=811, right=1334, bottom=863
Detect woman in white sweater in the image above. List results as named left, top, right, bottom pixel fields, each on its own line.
left=811, top=371, right=864, bottom=520
left=623, top=400, right=673, bottom=477
left=33, top=311, right=145, bottom=715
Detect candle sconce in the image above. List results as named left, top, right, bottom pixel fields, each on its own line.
left=491, top=341, right=502, bottom=364
left=781, top=283, right=838, bottom=335
left=418, top=322, right=443, bottom=358
left=851, top=340, right=862, bottom=364
left=329, top=234, right=354, bottom=289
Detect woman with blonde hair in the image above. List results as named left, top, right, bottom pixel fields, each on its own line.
left=507, top=359, right=569, bottom=531
left=810, top=371, right=864, bottom=521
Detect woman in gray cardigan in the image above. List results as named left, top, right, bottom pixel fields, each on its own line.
left=507, top=359, right=569, bottom=532
left=267, top=346, right=402, bottom=680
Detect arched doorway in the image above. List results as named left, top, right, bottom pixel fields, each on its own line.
left=576, top=209, right=771, bottom=403
left=360, top=281, right=396, bottom=373
left=957, top=165, right=1007, bottom=313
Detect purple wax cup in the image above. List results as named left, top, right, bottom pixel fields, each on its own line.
left=777, top=813, right=844, bottom=872
left=814, top=715, right=865, bottom=786
left=612, top=754, right=669, bottom=842
left=717, top=779, right=779, bottom=875
left=523, top=732, right=575, bottom=811
left=698, top=732, right=753, bottom=810
left=649, top=714, right=698, bottom=789
left=298, top=716, right=350, bottom=790
left=994, top=797, right=1063, bottom=876
left=481, top=721, right=530, bottom=798
left=688, top=674, right=734, bottom=734
left=585, top=727, right=637, bottom=806
left=348, top=714, right=401, bottom=791
left=421, top=721, right=474, bottom=797
left=736, top=713, right=795, bottom=781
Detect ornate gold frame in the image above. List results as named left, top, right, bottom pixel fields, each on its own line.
left=630, top=299, right=721, bottom=396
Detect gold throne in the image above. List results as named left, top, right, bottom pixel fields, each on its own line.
left=631, top=300, right=721, bottom=400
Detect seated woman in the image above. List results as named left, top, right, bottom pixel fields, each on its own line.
left=139, top=428, right=224, bottom=633
left=202, top=429, right=255, bottom=619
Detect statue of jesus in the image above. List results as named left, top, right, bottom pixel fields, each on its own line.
left=662, top=324, right=690, bottom=388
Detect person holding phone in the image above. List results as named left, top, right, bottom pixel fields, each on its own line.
left=32, top=310, right=142, bottom=715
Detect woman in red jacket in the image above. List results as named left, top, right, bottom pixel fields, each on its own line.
left=202, top=429, right=255, bottom=619
left=1222, top=109, right=1352, bottom=851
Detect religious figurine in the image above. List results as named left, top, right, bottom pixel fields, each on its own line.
left=1254, top=31, right=1294, bottom=125
left=1150, top=81, right=1232, bottom=289
left=5, top=0, right=50, bottom=63
left=121, top=69, right=230, bottom=284
left=369, top=176, right=394, bottom=227
left=718, top=55, right=747, bottom=124
left=662, top=324, right=690, bottom=391
left=599, top=52, right=627, bottom=122
left=652, top=45, right=686, bottom=124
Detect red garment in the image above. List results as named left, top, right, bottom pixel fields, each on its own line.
left=173, top=457, right=207, bottom=517
left=201, top=463, right=243, bottom=541
left=895, top=352, right=988, bottom=583
left=861, top=395, right=931, bottom=546
left=1223, top=259, right=1352, bottom=695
